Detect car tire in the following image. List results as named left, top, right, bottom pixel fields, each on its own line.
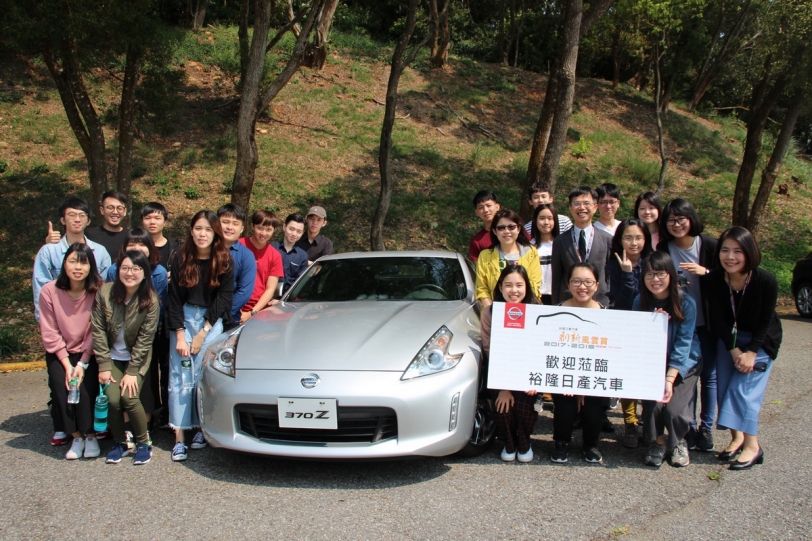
left=456, top=394, right=496, bottom=457
left=795, top=282, right=812, bottom=318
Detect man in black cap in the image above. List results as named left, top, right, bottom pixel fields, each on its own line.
left=295, top=205, right=334, bottom=264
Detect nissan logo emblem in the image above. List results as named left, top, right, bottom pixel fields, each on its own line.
left=301, top=373, right=320, bottom=388
left=507, top=306, right=523, bottom=320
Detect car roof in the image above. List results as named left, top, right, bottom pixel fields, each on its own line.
left=314, top=250, right=463, bottom=262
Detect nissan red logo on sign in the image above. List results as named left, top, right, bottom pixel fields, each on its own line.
left=503, top=302, right=526, bottom=329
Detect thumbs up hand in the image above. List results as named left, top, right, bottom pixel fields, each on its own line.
left=45, top=221, right=61, bottom=244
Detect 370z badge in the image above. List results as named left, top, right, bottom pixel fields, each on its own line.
left=278, top=397, right=338, bottom=429
left=504, top=302, right=526, bottom=329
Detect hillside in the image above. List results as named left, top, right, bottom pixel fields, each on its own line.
left=1, top=27, right=810, bottom=362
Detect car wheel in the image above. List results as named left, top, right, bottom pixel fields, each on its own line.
left=795, top=282, right=812, bottom=318
left=456, top=394, right=496, bottom=457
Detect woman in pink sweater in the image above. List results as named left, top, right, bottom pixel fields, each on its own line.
left=39, top=243, right=103, bottom=460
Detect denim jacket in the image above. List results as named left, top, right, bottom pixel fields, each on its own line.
left=633, top=292, right=701, bottom=379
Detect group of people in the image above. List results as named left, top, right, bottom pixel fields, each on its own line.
left=33, top=191, right=333, bottom=464
left=473, top=183, right=782, bottom=469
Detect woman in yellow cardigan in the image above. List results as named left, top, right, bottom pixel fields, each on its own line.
left=475, top=209, right=542, bottom=307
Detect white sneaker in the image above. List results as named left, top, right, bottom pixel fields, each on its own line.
left=83, top=436, right=101, bottom=458
left=191, top=431, right=208, bottom=450
left=517, top=447, right=535, bottom=463
left=500, top=447, right=517, bottom=462
left=65, top=438, right=84, bottom=460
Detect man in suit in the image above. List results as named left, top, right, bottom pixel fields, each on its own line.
left=551, top=186, right=613, bottom=306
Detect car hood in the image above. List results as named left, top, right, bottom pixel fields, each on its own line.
left=234, top=300, right=475, bottom=371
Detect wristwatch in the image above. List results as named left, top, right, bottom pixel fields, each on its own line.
left=251, top=309, right=258, bottom=316
left=203, top=323, right=212, bottom=333
left=78, top=362, right=89, bottom=370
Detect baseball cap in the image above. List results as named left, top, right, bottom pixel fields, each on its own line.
left=306, top=206, right=327, bottom=219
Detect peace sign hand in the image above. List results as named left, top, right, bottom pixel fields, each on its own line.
left=614, top=250, right=633, bottom=273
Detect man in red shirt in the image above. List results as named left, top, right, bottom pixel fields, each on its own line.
left=468, top=190, right=501, bottom=262
left=238, top=210, right=284, bottom=323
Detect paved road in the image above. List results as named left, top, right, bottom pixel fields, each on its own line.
left=1, top=316, right=810, bottom=540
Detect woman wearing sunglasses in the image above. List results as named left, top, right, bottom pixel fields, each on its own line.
left=475, top=209, right=541, bottom=308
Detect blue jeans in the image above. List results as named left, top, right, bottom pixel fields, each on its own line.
left=690, top=325, right=717, bottom=431
left=168, top=304, right=223, bottom=430
left=715, top=332, right=773, bottom=435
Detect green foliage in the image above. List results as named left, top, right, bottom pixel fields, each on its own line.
left=0, top=327, right=25, bottom=360
left=184, top=186, right=202, bottom=199
left=0, top=160, right=7, bottom=174
left=571, top=137, right=593, bottom=158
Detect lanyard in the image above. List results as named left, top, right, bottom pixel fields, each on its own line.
left=727, top=271, right=751, bottom=349
left=571, top=227, right=594, bottom=262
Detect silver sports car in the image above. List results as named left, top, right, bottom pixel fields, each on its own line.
left=198, top=251, right=495, bottom=459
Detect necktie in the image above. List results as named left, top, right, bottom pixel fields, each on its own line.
left=578, top=230, right=587, bottom=260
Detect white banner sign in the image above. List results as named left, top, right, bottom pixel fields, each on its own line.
left=487, top=303, right=668, bottom=401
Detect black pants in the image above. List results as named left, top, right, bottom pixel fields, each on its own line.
left=552, top=394, right=604, bottom=448
left=46, top=352, right=98, bottom=436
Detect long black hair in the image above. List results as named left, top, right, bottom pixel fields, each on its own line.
left=492, top=265, right=539, bottom=305
left=117, top=227, right=160, bottom=268
left=638, top=251, right=685, bottom=322
left=111, top=250, right=156, bottom=312
left=530, top=203, right=560, bottom=246
left=611, top=218, right=653, bottom=259
left=55, top=243, right=103, bottom=293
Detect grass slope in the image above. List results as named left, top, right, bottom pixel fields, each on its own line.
left=0, top=27, right=810, bottom=362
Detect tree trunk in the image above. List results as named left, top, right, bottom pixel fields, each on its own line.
left=538, top=0, right=583, bottom=193
left=238, top=0, right=250, bottom=82
left=302, top=0, right=338, bottom=69
left=189, top=0, right=209, bottom=30
left=653, top=43, right=667, bottom=194
left=429, top=0, right=451, bottom=68
left=115, top=45, right=143, bottom=224
left=42, top=39, right=108, bottom=207
left=659, top=69, right=676, bottom=114
left=370, top=0, right=420, bottom=251
left=747, top=94, right=805, bottom=234
left=612, top=31, right=620, bottom=90
left=232, top=0, right=323, bottom=211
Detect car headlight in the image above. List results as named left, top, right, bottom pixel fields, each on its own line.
left=401, top=326, right=463, bottom=380
left=203, top=326, right=243, bottom=378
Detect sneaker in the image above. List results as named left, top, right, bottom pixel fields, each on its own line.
left=517, top=447, right=534, bottom=463
left=609, top=397, right=620, bottom=409
left=671, top=440, right=690, bottom=467
left=124, top=430, right=135, bottom=452
left=583, top=446, right=603, bottom=464
left=623, top=424, right=639, bottom=449
left=533, top=397, right=544, bottom=413
left=685, top=427, right=698, bottom=450
left=695, top=426, right=714, bottom=452
left=171, top=442, right=188, bottom=462
left=601, top=416, right=615, bottom=433
left=132, top=443, right=152, bottom=465
left=191, top=431, right=208, bottom=450
left=644, top=442, right=666, bottom=467
left=65, top=438, right=84, bottom=460
left=500, top=447, right=517, bottom=462
left=105, top=443, right=130, bottom=464
left=51, top=431, right=68, bottom=446
left=95, top=429, right=111, bottom=440
left=83, top=436, right=100, bottom=458
left=550, top=441, right=569, bottom=463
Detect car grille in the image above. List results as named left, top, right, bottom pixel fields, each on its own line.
left=235, top=404, right=398, bottom=444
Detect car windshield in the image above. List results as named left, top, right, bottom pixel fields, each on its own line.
left=286, top=256, right=467, bottom=302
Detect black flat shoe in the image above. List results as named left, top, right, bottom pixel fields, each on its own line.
left=717, top=444, right=743, bottom=461
left=729, top=447, right=764, bottom=470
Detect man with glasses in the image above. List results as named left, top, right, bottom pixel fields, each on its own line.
left=551, top=186, right=613, bottom=306
left=33, top=197, right=112, bottom=447
left=85, top=191, right=131, bottom=259
left=594, top=183, right=622, bottom=236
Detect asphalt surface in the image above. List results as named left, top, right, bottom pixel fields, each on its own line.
left=1, top=316, right=810, bottom=540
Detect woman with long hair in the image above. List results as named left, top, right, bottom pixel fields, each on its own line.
left=634, top=252, right=701, bottom=468
left=475, top=209, right=541, bottom=308
left=530, top=203, right=560, bottom=305
left=658, top=198, right=718, bottom=452
left=92, top=250, right=160, bottom=465
left=166, top=210, right=234, bottom=462
left=606, top=218, right=652, bottom=448
left=39, top=243, right=104, bottom=460
left=706, top=227, right=782, bottom=470
left=550, top=262, right=606, bottom=464
left=635, top=192, right=662, bottom=250
left=480, top=265, right=541, bottom=462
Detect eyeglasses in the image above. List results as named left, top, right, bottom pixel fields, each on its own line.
left=120, top=266, right=144, bottom=274
left=570, top=201, right=594, bottom=208
left=105, top=205, right=126, bottom=213
left=495, top=224, right=519, bottom=232
left=569, top=279, right=596, bottom=287
left=621, top=236, right=645, bottom=243
left=644, top=271, right=669, bottom=280
left=65, top=212, right=88, bottom=220
left=599, top=199, right=619, bottom=206
left=666, top=217, right=688, bottom=227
